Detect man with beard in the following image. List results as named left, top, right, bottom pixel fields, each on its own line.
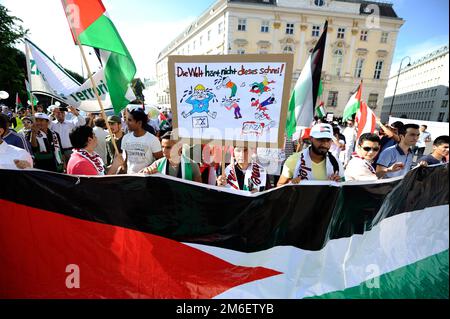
left=277, top=123, right=344, bottom=186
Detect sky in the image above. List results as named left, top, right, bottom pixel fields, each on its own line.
left=1, top=0, right=448, bottom=79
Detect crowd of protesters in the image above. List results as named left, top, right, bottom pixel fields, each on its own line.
left=1, top=103, right=448, bottom=193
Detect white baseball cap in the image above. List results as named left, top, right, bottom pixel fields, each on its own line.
left=34, top=112, right=50, bottom=121
left=310, top=123, right=333, bottom=139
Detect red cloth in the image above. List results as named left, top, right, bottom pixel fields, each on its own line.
left=302, top=128, right=311, bottom=140
left=67, top=152, right=99, bottom=176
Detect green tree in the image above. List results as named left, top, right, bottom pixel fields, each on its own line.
left=0, top=4, right=29, bottom=108
left=64, top=67, right=85, bottom=84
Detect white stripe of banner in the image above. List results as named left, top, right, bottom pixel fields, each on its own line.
left=186, top=205, right=449, bottom=299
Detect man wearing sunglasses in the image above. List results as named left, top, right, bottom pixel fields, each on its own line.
left=345, top=133, right=386, bottom=181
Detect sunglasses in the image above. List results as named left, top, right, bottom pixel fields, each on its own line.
left=361, top=146, right=380, bottom=152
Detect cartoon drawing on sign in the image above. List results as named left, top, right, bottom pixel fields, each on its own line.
left=221, top=97, right=242, bottom=119
left=215, top=76, right=237, bottom=98
left=249, top=76, right=276, bottom=95
left=181, top=84, right=217, bottom=119
left=251, top=94, right=276, bottom=121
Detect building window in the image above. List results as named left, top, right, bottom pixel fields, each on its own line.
left=286, top=23, right=294, bottom=35
left=374, top=60, right=383, bottom=79
left=238, top=19, right=246, bottom=31
left=380, top=32, right=388, bottom=43
left=327, top=91, right=338, bottom=107
left=332, top=49, right=343, bottom=76
left=368, top=93, right=378, bottom=108
left=207, top=30, right=211, bottom=41
left=354, top=58, right=364, bottom=78
left=193, top=41, right=196, bottom=50
left=314, top=0, right=325, bottom=6
left=312, top=25, right=320, bottom=37
left=283, top=45, right=294, bottom=53
left=337, top=27, right=345, bottom=39
left=261, top=20, right=270, bottom=33
left=360, top=30, right=368, bottom=41
left=218, top=22, right=223, bottom=35
left=259, top=50, right=268, bottom=54
left=199, top=36, right=203, bottom=46
left=438, top=112, right=445, bottom=122
left=442, top=100, right=448, bottom=108
left=237, top=48, right=245, bottom=55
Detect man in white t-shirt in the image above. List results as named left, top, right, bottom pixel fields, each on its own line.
left=413, top=124, right=432, bottom=159
left=0, top=114, right=33, bottom=169
left=122, top=108, right=163, bottom=174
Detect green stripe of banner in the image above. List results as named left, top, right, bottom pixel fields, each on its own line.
left=310, top=250, right=449, bottom=299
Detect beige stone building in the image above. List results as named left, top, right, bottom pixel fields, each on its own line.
left=381, top=46, right=449, bottom=123
left=156, top=0, right=404, bottom=117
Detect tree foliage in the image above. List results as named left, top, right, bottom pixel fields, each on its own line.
left=0, top=4, right=29, bottom=107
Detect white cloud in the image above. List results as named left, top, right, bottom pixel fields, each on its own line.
left=390, top=35, right=449, bottom=76
left=1, top=0, right=194, bottom=79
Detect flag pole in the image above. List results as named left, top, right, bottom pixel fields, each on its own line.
left=76, top=40, right=121, bottom=158
left=62, top=1, right=120, bottom=159
left=221, top=145, right=226, bottom=176
left=24, top=41, right=36, bottom=115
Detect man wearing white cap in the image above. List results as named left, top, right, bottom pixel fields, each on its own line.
left=28, top=112, right=64, bottom=172
left=277, top=123, right=344, bottom=186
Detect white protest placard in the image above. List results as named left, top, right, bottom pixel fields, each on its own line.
left=168, top=54, right=293, bottom=148
left=326, top=113, right=334, bottom=122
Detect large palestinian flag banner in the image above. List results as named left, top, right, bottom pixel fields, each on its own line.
left=0, top=165, right=448, bottom=299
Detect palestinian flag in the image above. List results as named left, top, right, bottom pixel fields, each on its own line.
left=355, top=100, right=376, bottom=141
left=286, top=21, right=328, bottom=137
left=0, top=166, right=448, bottom=299
left=25, top=80, right=38, bottom=108
left=159, top=112, right=168, bottom=129
left=316, top=102, right=326, bottom=119
left=62, top=0, right=136, bottom=114
left=343, top=81, right=362, bottom=121
left=15, top=93, right=23, bottom=112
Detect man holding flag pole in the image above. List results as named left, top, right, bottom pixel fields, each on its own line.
left=61, top=0, right=138, bottom=171
left=278, top=21, right=345, bottom=186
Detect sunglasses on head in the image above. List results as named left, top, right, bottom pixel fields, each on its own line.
left=361, top=146, right=380, bottom=152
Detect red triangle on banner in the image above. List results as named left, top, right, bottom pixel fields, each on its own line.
left=0, top=200, right=281, bottom=299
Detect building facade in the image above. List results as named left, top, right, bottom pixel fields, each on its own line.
left=381, top=46, right=449, bottom=123
left=156, top=0, right=404, bottom=117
